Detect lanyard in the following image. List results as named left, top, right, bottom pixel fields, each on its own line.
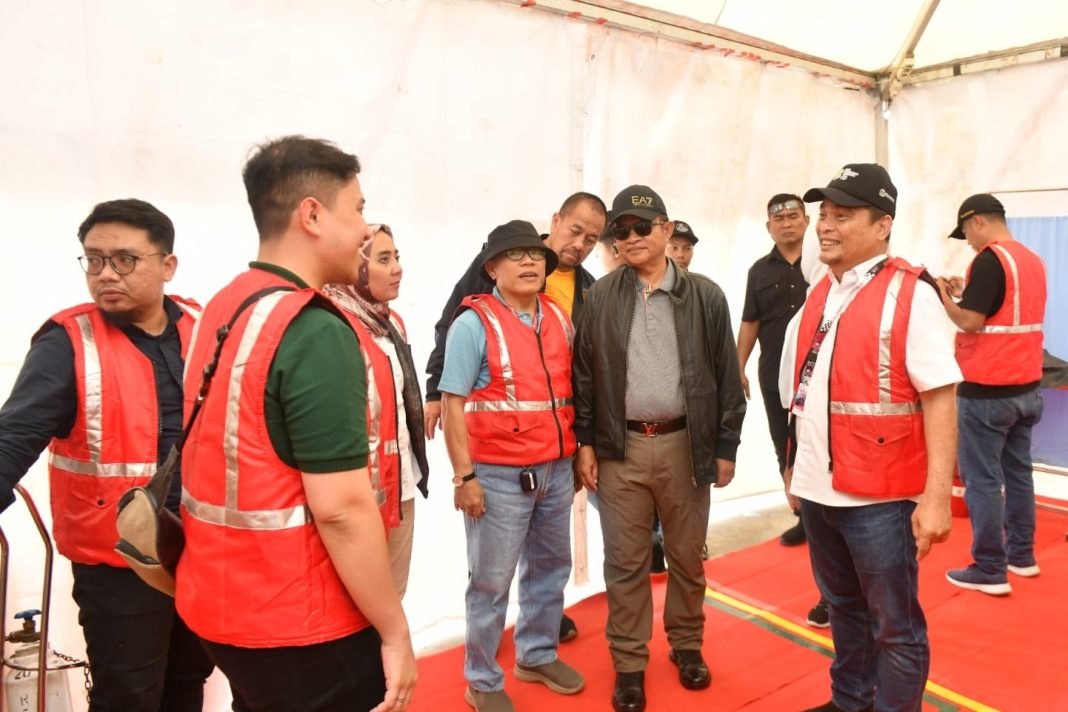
left=793, top=258, right=887, bottom=412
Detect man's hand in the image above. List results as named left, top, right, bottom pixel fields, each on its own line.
left=424, top=400, right=442, bottom=440
left=740, top=370, right=751, bottom=401
left=454, top=479, right=485, bottom=519
left=782, top=466, right=800, bottom=512
left=714, top=458, right=735, bottom=488
left=576, top=445, right=599, bottom=492
left=911, top=496, right=952, bottom=560
left=372, top=634, right=418, bottom=712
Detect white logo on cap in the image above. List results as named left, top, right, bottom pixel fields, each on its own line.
left=631, top=196, right=653, bottom=207
left=834, top=168, right=859, bottom=181
left=878, top=188, right=895, bottom=203
left=676, top=222, right=689, bottom=232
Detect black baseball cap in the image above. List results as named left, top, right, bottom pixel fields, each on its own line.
left=608, top=185, right=668, bottom=225
left=803, top=163, right=897, bottom=218
left=671, top=220, right=698, bottom=244
left=478, top=220, right=558, bottom=281
left=948, top=193, right=1005, bottom=239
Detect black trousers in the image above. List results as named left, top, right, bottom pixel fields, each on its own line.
left=202, top=626, right=386, bottom=712
left=760, top=385, right=790, bottom=477
left=71, top=563, right=214, bottom=712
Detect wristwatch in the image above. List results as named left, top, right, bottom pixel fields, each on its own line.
left=452, top=472, right=477, bottom=487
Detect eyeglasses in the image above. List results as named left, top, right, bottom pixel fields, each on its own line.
left=78, top=252, right=167, bottom=276
left=609, top=219, right=665, bottom=242
left=503, top=248, right=547, bottom=262
left=769, top=199, right=804, bottom=215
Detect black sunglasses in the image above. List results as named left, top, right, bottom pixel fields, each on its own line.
left=609, top=219, right=665, bottom=242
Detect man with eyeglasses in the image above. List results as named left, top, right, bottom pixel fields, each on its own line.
left=573, top=185, right=745, bottom=712
left=424, top=191, right=607, bottom=644
left=0, top=199, right=214, bottom=710
left=440, top=221, right=584, bottom=712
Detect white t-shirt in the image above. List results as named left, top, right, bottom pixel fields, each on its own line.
left=374, top=333, right=422, bottom=502
left=779, top=254, right=962, bottom=507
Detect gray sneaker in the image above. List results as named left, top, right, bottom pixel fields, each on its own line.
left=465, top=687, right=515, bottom=712
left=514, top=658, right=585, bottom=695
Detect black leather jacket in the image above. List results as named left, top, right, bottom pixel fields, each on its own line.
left=572, top=263, right=746, bottom=485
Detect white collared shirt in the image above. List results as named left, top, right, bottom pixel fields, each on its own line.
left=779, top=254, right=962, bottom=507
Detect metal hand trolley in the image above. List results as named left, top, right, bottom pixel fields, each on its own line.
left=1, top=485, right=89, bottom=711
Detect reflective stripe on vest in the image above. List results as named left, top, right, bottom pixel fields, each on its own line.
left=56, top=313, right=158, bottom=476
left=830, top=269, right=922, bottom=417
left=363, top=349, right=390, bottom=508
left=182, top=291, right=314, bottom=530
left=977, top=244, right=1043, bottom=335
left=465, top=397, right=574, bottom=413
left=465, top=298, right=573, bottom=416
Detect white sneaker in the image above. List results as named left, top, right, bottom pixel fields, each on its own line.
left=1007, top=563, right=1040, bottom=577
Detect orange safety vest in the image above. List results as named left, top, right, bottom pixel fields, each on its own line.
left=461, top=294, right=576, bottom=465
left=177, top=269, right=369, bottom=648
left=794, top=258, right=927, bottom=497
left=46, top=297, right=199, bottom=567
left=955, top=240, right=1046, bottom=385
left=329, top=294, right=401, bottom=529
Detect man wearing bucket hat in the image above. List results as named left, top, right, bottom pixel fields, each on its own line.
left=425, top=193, right=606, bottom=645
left=573, top=185, right=745, bottom=712
left=666, top=220, right=698, bottom=270
left=440, top=220, right=584, bottom=712
left=779, top=163, right=960, bottom=712
left=937, top=194, right=1046, bottom=596
left=0, top=199, right=214, bottom=710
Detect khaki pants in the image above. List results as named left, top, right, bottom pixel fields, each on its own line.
left=597, top=429, right=710, bottom=671
left=388, top=498, right=416, bottom=598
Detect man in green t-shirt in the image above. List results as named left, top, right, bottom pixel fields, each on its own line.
left=177, top=135, right=417, bottom=712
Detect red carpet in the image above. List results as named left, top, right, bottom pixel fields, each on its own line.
left=412, top=502, right=1068, bottom=711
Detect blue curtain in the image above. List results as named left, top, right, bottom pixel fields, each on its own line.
left=1011, top=216, right=1068, bottom=467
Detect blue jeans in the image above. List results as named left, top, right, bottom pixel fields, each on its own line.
left=464, top=457, right=573, bottom=692
left=801, top=499, right=928, bottom=712
left=958, top=390, right=1043, bottom=574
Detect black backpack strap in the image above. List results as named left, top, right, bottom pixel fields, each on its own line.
left=144, top=285, right=295, bottom=504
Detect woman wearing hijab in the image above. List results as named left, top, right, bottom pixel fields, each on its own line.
left=324, top=224, right=429, bottom=598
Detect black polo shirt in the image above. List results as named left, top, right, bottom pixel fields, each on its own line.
left=741, top=246, right=808, bottom=390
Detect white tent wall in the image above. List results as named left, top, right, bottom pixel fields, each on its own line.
left=888, top=58, right=1068, bottom=279
left=0, top=0, right=987, bottom=709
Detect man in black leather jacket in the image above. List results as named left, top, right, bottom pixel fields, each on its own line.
left=573, top=185, right=745, bottom=712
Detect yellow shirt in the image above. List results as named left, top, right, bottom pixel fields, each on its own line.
left=544, top=268, right=576, bottom=316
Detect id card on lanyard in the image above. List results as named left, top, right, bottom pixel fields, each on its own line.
left=792, top=258, right=887, bottom=412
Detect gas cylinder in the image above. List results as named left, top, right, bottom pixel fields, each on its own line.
left=4, top=609, right=73, bottom=712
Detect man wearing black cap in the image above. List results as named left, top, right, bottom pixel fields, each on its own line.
left=937, top=194, right=1047, bottom=596
left=780, top=163, right=960, bottom=712
left=440, top=221, right=584, bottom=712
left=738, top=194, right=810, bottom=544
left=666, top=220, right=698, bottom=270
left=573, top=185, right=745, bottom=712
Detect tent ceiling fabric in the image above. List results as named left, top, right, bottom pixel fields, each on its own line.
left=579, top=0, right=1068, bottom=73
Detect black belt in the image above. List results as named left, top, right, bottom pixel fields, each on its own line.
left=626, top=416, right=687, bottom=436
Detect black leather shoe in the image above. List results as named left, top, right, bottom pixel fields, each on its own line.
left=559, top=614, right=578, bottom=643
left=780, top=518, right=807, bottom=546
left=611, top=671, right=645, bottom=712
left=668, top=648, right=711, bottom=690
left=802, top=701, right=873, bottom=712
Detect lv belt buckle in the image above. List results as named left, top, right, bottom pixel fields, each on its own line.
left=640, top=421, right=658, bottom=437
